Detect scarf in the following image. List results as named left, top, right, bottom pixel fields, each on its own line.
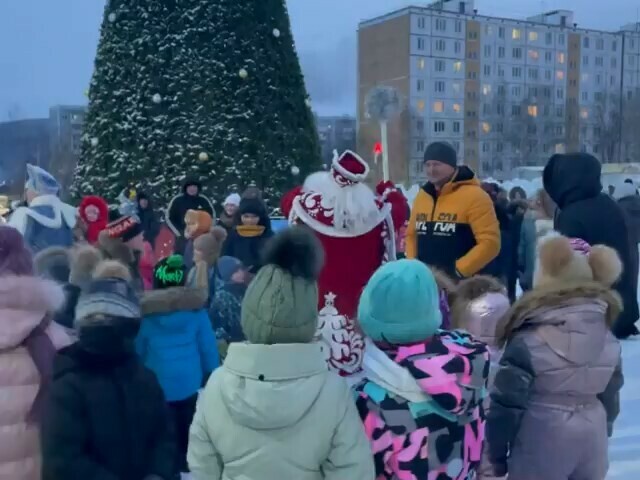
left=23, top=313, right=56, bottom=424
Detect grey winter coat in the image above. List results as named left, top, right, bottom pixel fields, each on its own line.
left=486, top=282, right=623, bottom=480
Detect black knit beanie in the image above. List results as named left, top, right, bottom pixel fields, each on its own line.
left=423, top=142, right=458, bottom=168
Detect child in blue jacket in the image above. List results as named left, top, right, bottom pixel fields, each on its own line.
left=136, top=254, right=219, bottom=475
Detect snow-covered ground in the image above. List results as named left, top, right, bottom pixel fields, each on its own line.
left=609, top=339, right=640, bottom=479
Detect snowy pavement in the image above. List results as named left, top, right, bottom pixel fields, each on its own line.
left=609, top=338, right=640, bottom=479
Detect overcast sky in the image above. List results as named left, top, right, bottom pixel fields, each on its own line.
left=0, top=0, right=637, bottom=119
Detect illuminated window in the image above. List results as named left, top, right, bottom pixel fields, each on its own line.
left=512, top=28, right=522, bottom=40
left=453, top=61, right=463, bottom=72
left=555, top=143, right=566, bottom=154
left=528, top=49, right=539, bottom=60
left=580, top=108, right=589, bottom=119
left=528, top=105, right=538, bottom=117
left=452, top=82, right=461, bottom=94
left=581, top=73, right=589, bottom=82
left=453, top=103, right=462, bottom=113
left=529, top=31, right=538, bottom=42
left=482, top=84, right=492, bottom=95
left=433, top=101, right=444, bottom=113
left=418, top=58, right=426, bottom=69
left=417, top=100, right=425, bottom=112
left=481, top=122, right=491, bottom=133
left=556, top=70, right=565, bottom=80
left=557, top=52, right=565, bottom=64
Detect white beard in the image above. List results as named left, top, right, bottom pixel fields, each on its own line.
left=302, top=172, right=380, bottom=233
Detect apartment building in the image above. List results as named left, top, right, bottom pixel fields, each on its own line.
left=358, top=0, right=640, bottom=184
left=49, top=105, right=87, bottom=194
left=315, top=115, right=357, bottom=167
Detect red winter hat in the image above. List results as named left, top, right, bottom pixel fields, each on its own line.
left=331, top=150, right=370, bottom=186
left=79, top=196, right=110, bottom=245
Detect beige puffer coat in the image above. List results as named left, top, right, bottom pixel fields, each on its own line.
left=0, top=275, right=69, bottom=480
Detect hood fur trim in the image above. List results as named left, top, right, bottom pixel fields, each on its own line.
left=0, top=275, right=65, bottom=313
left=496, top=281, right=622, bottom=347
left=98, top=230, right=135, bottom=264
left=69, top=244, right=103, bottom=287
left=451, top=275, right=505, bottom=329
left=93, top=260, right=131, bottom=281
left=141, top=287, right=208, bottom=316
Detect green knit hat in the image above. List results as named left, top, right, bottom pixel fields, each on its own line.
left=241, top=227, right=324, bottom=345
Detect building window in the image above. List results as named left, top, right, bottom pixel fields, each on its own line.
left=484, top=45, right=492, bottom=57
left=513, top=47, right=523, bottom=59
left=482, top=84, right=492, bottom=95
left=611, top=75, right=617, bottom=86
left=557, top=52, right=565, bottom=64
left=556, top=106, right=564, bottom=117
left=435, top=39, right=446, bottom=51
left=435, top=59, right=446, bottom=72
left=594, top=92, right=603, bottom=102
left=417, top=100, right=425, bottom=112
left=417, top=79, right=425, bottom=91
left=483, top=65, right=491, bottom=76
left=556, top=70, right=565, bottom=80
left=513, top=28, right=522, bottom=40
left=611, top=57, right=617, bottom=68
left=498, top=27, right=505, bottom=39
left=630, top=55, right=636, bottom=67
left=416, top=119, right=424, bottom=132
left=545, top=51, right=552, bottom=63
left=483, top=103, right=491, bottom=115
left=582, top=91, right=589, bottom=102
left=434, top=121, right=446, bottom=133
left=453, top=61, right=462, bottom=72
left=583, top=55, right=589, bottom=66
left=435, top=18, right=447, bottom=32
left=417, top=58, right=426, bottom=69
left=435, top=80, right=445, bottom=93
left=528, top=49, right=539, bottom=61
left=512, top=105, right=522, bottom=116
left=581, top=73, right=589, bottom=82
left=543, top=86, right=552, bottom=98
left=452, top=82, right=461, bottom=93
left=497, top=103, right=505, bottom=115
left=418, top=16, right=426, bottom=29
left=596, top=74, right=602, bottom=85
left=595, top=56, right=604, bottom=67
left=455, top=41, right=462, bottom=54
left=613, top=40, right=617, bottom=51
left=559, top=34, right=565, bottom=45
left=583, top=36, right=590, bottom=49
left=512, top=85, right=521, bottom=96
left=482, top=142, right=491, bottom=153
left=545, top=69, right=552, bottom=80
left=467, top=71, right=477, bottom=80
left=528, top=105, right=538, bottom=117
left=529, top=31, right=538, bottom=42
left=433, top=101, right=444, bottom=113
left=455, top=20, right=463, bottom=33
left=529, top=86, right=538, bottom=97
left=453, top=121, right=461, bottom=133
left=416, top=140, right=425, bottom=153
left=529, top=68, right=539, bottom=80
left=485, top=25, right=493, bottom=36
left=596, top=38, right=604, bottom=50
left=557, top=88, right=564, bottom=99
left=453, top=103, right=462, bottom=113
left=498, top=66, right=505, bottom=77
left=417, top=37, right=425, bottom=50
left=513, top=66, right=522, bottom=78
left=546, top=32, right=553, bottom=45
left=498, top=46, right=505, bottom=58
left=482, top=122, right=491, bottom=134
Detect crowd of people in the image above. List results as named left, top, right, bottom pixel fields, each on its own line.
left=0, top=141, right=636, bottom=479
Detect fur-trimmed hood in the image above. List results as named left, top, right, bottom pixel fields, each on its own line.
left=98, top=230, right=135, bottom=265
left=497, top=281, right=622, bottom=347
left=0, top=275, right=65, bottom=348
left=450, top=275, right=507, bottom=331
left=141, top=287, right=208, bottom=317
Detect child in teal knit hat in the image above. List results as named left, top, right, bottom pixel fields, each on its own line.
left=354, top=259, right=490, bottom=480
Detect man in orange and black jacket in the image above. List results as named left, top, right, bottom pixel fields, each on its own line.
left=406, top=142, right=500, bottom=278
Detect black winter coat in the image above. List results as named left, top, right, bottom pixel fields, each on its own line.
left=544, top=153, right=640, bottom=337
left=41, top=340, right=176, bottom=480
left=222, top=226, right=274, bottom=274
left=137, top=195, right=161, bottom=246
left=167, top=180, right=214, bottom=238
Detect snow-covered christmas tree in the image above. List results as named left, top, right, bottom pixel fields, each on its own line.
left=73, top=0, right=321, bottom=207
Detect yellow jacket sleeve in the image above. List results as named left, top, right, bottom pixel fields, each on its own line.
left=405, top=200, right=418, bottom=259
left=455, top=190, right=500, bottom=277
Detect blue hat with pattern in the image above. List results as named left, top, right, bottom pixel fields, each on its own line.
left=358, top=259, right=442, bottom=344
left=25, top=164, right=60, bottom=196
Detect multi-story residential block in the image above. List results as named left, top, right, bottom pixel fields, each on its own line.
left=358, top=0, right=640, bottom=185
left=49, top=105, right=87, bottom=195
left=315, top=115, right=357, bottom=167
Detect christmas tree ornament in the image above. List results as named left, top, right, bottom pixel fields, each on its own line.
left=90, top=137, right=99, bottom=147
left=238, top=68, right=248, bottom=79
left=305, top=98, right=312, bottom=108
left=108, top=13, right=117, bottom=23
left=272, top=28, right=281, bottom=38
left=152, top=93, right=162, bottom=104
left=198, top=152, right=209, bottom=162
left=84, top=90, right=90, bottom=98
left=290, top=165, right=300, bottom=176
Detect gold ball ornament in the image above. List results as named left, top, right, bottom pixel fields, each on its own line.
left=273, top=28, right=281, bottom=38
left=305, top=98, right=312, bottom=108
left=90, top=137, right=99, bottom=147
left=239, top=68, right=248, bottom=79
left=198, top=152, right=209, bottom=162
left=108, top=13, right=117, bottom=23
